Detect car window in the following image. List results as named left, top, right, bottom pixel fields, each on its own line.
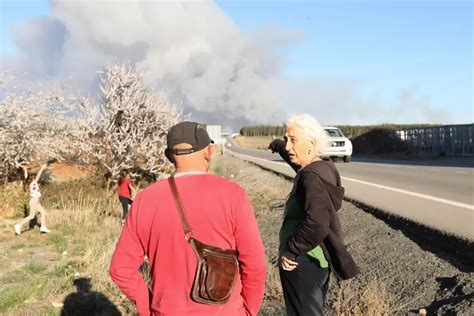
left=324, top=128, right=343, bottom=137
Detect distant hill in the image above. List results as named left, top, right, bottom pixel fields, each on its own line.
left=335, top=124, right=441, bottom=139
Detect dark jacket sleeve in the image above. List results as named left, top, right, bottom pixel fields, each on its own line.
left=283, top=171, right=331, bottom=259
left=268, top=139, right=300, bottom=173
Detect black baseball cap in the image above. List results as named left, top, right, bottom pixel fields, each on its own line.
left=166, top=121, right=214, bottom=155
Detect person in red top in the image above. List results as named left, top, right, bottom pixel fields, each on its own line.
left=108, top=169, right=136, bottom=223
left=109, top=122, right=266, bottom=316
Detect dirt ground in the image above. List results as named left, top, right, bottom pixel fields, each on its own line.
left=327, top=199, right=473, bottom=315
left=47, top=162, right=91, bottom=182
left=234, top=135, right=274, bottom=150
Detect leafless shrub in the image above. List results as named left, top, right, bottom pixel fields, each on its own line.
left=78, top=64, right=183, bottom=181
left=332, top=274, right=392, bottom=315
left=0, top=64, right=183, bottom=183
left=0, top=86, right=85, bottom=182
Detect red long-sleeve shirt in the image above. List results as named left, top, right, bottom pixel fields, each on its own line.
left=118, top=177, right=133, bottom=199
left=109, top=174, right=266, bottom=316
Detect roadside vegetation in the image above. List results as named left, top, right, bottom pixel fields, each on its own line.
left=239, top=123, right=440, bottom=138
left=239, top=125, right=286, bottom=137
left=237, top=124, right=448, bottom=158
left=0, top=154, right=387, bottom=315
left=1, top=154, right=472, bottom=315
left=236, top=130, right=428, bottom=158
left=0, top=176, right=132, bottom=315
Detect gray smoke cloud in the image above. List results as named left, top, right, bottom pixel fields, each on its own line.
left=2, top=0, right=304, bottom=129
left=1, top=0, right=462, bottom=129
left=274, top=78, right=455, bottom=125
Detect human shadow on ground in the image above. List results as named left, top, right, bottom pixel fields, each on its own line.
left=409, top=275, right=474, bottom=314
left=271, top=156, right=474, bottom=168
left=428, top=276, right=474, bottom=313
left=61, top=277, right=121, bottom=316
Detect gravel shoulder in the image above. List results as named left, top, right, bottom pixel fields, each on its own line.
left=213, top=154, right=474, bottom=315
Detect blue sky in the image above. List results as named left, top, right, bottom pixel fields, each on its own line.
left=0, top=0, right=472, bottom=124
left=1, top=0, right=50, bottom=55
left=218, top=0, right=473, bottom=121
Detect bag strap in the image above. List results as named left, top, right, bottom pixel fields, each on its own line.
left=168, top=175, right=194, bottom=241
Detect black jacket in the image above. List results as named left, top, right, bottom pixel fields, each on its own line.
left=270, top=139, right=359, bottom=280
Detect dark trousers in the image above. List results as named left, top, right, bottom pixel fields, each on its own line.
left=279, top=255, right=330, bottom=316
left=118, top=196, right=132, bottom=220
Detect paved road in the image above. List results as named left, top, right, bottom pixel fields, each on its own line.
left=226, top=137, right=474, bottom=240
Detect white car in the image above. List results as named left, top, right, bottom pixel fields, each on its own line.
left=323, top=127, right=352, bottom=162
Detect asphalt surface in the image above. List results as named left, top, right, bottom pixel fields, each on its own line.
left=225, top=137, right=474, bottom=240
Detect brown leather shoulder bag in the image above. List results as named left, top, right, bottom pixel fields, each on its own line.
left=168, top=176, right=238, bottom=305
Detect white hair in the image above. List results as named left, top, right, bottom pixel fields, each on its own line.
left=286, top=113, right=328, bottom=156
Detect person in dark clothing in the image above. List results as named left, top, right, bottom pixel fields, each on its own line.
left=269, top=114, right=359, bottom=316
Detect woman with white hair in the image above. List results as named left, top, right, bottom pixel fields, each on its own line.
left=269, top=114, right=359, bottom=315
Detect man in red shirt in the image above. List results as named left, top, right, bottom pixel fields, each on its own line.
left=109, top=122, right=266, bottom=316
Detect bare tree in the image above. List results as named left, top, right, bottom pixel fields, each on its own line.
left=0, top=64, right=182, bottom=183
left=0, top=86, right=85, bottom=182
left=80, top=64, right=183, bottom=181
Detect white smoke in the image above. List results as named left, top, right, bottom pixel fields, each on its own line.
left=1, top=0, right=464, bottom=128
left=274, top=78, right=456, bottom=125
left=2, top=0, right=307, bottom=128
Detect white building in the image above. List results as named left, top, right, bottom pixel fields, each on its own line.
left=206, top=125, right=224, bottom=144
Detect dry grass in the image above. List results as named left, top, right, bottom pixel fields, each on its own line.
left=234, top=135, right=274, bottom=150
left=0, top=178, right=134, bottom=314
left=333, top=275, right=392, bottom=315
left=212, top=154, right=290, bottom=314
left=0, top=182, right=28, bottom=218
left=1, top=154, right=392, bottom=315
left=45, top=187, right=134, bottom=313
left=212, top=154, right=393, bottom=315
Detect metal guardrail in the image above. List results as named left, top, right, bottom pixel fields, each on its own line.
left=396, top=124, right=474, bottom=156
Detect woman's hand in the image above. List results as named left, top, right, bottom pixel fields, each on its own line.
left=268, top=140, right=279, bottom=153
left=281, top=256, right=298, bottom=271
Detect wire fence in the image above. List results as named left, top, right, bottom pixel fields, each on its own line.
left=396, top=124, right=474, bottom=156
